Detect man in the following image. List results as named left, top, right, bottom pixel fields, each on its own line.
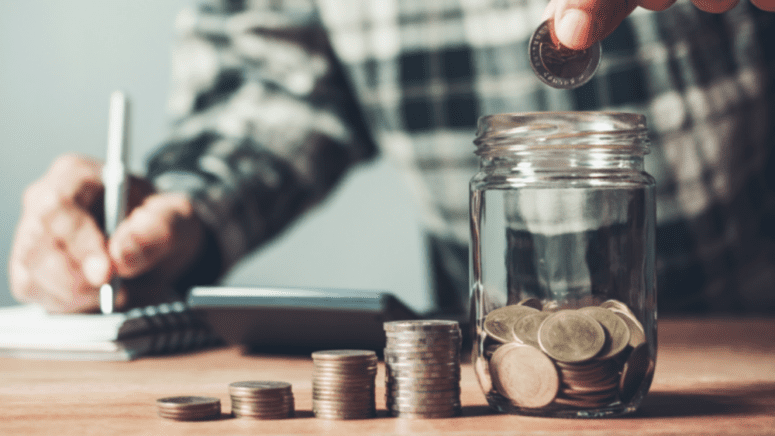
left=10, top=0, right=775, bottom=314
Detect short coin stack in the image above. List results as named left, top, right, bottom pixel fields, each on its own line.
left=229, top=381, right=294, bottom=419
left=156, top=396, right=221, bottom=421
left=383, top=320, right=462, bottom=418
left=482, top=299, right=651, bottom=411
left=311, top=350, right=378, bottom=419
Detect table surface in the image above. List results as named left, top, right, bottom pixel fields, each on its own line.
left=2, top=317, right=774, bottom=436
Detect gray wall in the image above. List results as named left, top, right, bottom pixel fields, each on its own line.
left=0, top=0, right=433, bottom=313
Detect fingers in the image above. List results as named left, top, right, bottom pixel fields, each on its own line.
left=37, top=154, right=105, bottom=209
left=638, top=0, right=678, bottom=11
left=9, top=217, right=101, bottom=313
left=24, top=155, right=112, bottom=286
left=10, top=155, right=112, bottom=313
left=690, top=0, right=740, bottom=13
left=109, top=193, right=198, bottom=278
left=542, top=0, right=750, bottom=51
left=750, top=0, right=775, bottom=11
left=541, top=0, right=637, bottom=50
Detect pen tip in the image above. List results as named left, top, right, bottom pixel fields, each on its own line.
left=100, top=283, right=115, bottom=314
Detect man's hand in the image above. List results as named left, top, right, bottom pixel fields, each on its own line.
left=9, top=154, right=204, bottom=313
left=544, top=0, right=775, bottom=51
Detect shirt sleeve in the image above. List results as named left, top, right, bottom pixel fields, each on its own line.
left=145, top=0, right=378, bottom=281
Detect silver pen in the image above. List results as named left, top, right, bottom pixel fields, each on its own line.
left=99, top=91, right=130, bottom=314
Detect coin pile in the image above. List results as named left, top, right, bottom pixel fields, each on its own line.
left=383, top=320, right=462, bottom=418
left=311, top=350, right=378, bottom=419
left=229, top=381, right=294, bottom=419
left=481, top=299, right=651, bottom=410
left=156, top=396, right=221, bottom=421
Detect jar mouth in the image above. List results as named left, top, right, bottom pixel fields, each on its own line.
left=474, top=112, right=649, bottom=156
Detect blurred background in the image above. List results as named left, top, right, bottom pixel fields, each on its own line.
left=0, top=0, right=433, bottom=313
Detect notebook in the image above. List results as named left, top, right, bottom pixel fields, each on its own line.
left=0, top=302, right=220, bottom=361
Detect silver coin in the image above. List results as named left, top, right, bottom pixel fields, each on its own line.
left=388, top=400, right=461, bottom=410
left=387, top=386, right=459, bottom=395
left=389, top=408, right=461, bottom=419
left=228, top=382, right=292, bottom=398
left=385, top=379, right=460, bottom=390
left=230, top=404, right=292, bottom=412
left=228, top=399, right=292, bottom=407
left=313, top=411, right=376, bottom=420
left=158, top=407, right=221, bottom=419
left=312, top=406, right=376, bottom=415
left=156, top=396, right=220, bottom=408
left=156, top=396, right=221, bottom=421
left=387, top=398, right=461, bottom=409
left=232, top=411, right=293, bottom=419
left=312, top=380, right=374, bottom=392
left=528, top=19, right=601, bottom=89
left=384, top=320, right=460, bottom=332
left=312, top=349, right=377, bottom=361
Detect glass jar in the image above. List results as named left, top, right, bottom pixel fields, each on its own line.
left=469, top=112, right=656, bottom=418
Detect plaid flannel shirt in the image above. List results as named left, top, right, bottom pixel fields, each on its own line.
left=147, top=0, right=775, bottom=314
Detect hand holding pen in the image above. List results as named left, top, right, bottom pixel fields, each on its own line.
left=9, top=93, right=206, bottom=314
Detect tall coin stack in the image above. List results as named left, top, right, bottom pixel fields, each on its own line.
left=311, top=350, right=378, bottom=419
left=383, top=320, right=462, bottom=418
left=229, top=381, right=295, bottom=419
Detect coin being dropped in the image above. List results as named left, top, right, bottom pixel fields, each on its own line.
left=529, top=19, right=601, bottom=89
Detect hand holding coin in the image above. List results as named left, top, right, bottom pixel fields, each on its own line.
left=542, top=0, right=774, bottom=53
left=529, top=18, right=601, bottom=89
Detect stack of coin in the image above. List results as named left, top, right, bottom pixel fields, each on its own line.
left=383, top=320, right=462, bottom=418
left=156, top=396, right=221, bottom=421
left=311, top=350, right=378, bottom=419
left=482, top=298, right=651, bottom=411
left=229, top=381, right=294, bottom=419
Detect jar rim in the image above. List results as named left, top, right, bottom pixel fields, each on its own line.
left=474, top=112, right=649, bottom=156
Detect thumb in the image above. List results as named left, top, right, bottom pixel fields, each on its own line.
left=550, top=0, right=639, bottom=50
left=108, top=193, right=194, bottom=278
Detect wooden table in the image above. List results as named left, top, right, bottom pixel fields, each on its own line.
left=2, top=318, right=774, bottom=435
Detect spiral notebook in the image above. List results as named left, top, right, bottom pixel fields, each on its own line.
left=0, top=302, right=220, bottom=361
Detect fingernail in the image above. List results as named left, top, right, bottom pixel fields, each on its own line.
left=557, top=9, right=594, bottom=50
left=83, top=255, right=110, bottom=285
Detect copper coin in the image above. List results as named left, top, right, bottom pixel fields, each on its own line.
left=538, top=310, right=606, bottom=363
left=599, top=299, right=636, bottom=318
left=489, top=344, right=559, bottom=408
left=512, top=311, right=551, bottom=348
left=516, top=297, right=543, bottom=310
left=484, top=305, right=540, bottom=343
left=578, top=306, right=631, bottom=360
left=611, top=310, right=646, bottom=349
left=619, top=343, right=651, bottom=402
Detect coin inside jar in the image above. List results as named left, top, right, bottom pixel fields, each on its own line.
left=484, top=305, right=540, bottom=343
left=489, top=343, right=559, bottom=408
left=528, top=19, right=601, bottom=89
left=537, top=310, right=606, bottom=363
